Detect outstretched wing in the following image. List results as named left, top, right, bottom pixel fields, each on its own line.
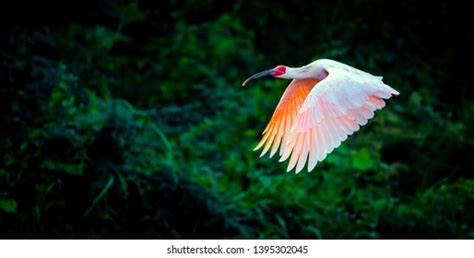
left=254, top=78, right=319, bottom=158
left=280, top=65, right=399, bottom=173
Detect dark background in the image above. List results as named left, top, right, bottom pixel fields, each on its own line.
left=1, top=0, right=473, bottom=238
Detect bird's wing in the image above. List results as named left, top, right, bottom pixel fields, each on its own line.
left=280, top=66, right=399, bottom=173
left=254, top=78, right=319, bottom=158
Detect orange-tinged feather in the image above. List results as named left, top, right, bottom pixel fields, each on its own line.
left=261, top=118, right=280, bottom=156
left=270, top=114, right=286, bottom=158
left=255, top=79, right=318, bottom=159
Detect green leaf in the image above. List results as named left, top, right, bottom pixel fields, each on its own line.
left=0, top=198, right=17, bottom=213
left=352, top=148, right=374, bottom=171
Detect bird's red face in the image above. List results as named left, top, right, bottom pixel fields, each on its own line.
left=273, top=65, right=287, bottom=76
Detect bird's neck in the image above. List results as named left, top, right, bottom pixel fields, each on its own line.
left=281, top=65, right=327, bottom=80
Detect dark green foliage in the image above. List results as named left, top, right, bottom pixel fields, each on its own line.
left=1, top=0, right=473, bottom=238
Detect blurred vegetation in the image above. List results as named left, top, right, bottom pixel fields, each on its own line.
left=0, top=0, right=473, bottom=238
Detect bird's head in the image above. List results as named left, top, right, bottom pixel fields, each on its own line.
left=242, top=65, right=287, bottom=86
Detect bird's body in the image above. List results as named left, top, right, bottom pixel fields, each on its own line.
left=242, top=59, right=399, bottom=173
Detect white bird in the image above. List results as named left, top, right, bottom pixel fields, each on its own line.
left=242, top=59, right=399, bottom=173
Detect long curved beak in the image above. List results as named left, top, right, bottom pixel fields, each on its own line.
left=242, top=69, right=274, bottom=86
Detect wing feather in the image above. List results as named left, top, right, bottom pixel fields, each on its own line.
left=282, top=65, right=399, bottom=172
left=254, top=79, right=319, bottom=159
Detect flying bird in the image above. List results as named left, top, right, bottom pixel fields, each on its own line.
left=242, top=59, right=399, bottom=173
